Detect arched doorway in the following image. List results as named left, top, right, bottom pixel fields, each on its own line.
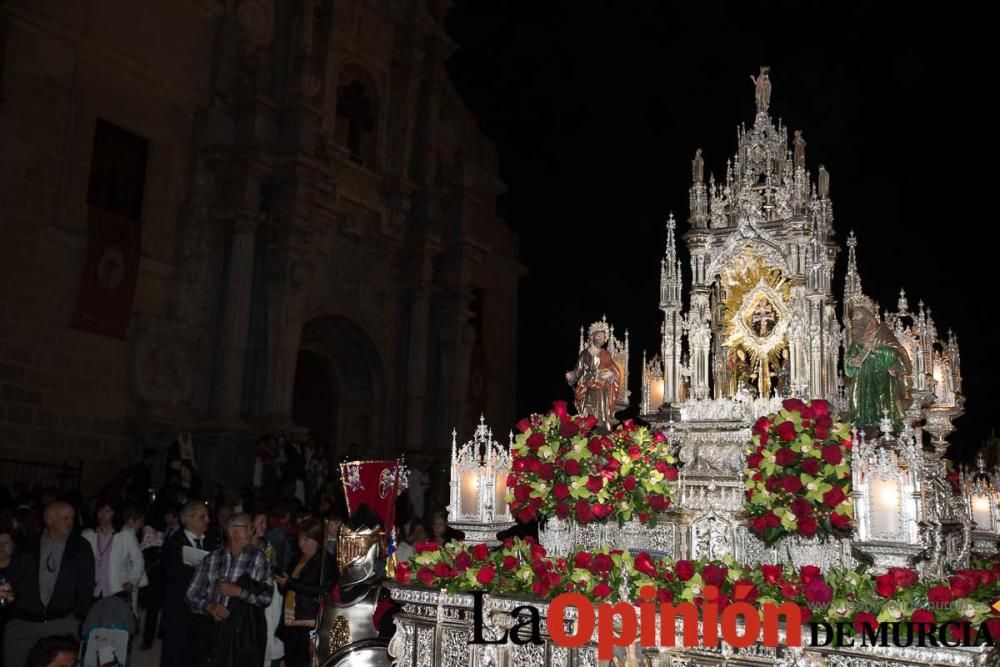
left=292, top=315, right=384, bottom=464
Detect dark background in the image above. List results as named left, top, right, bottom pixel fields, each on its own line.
left=443, top=1, right=996, bottom=458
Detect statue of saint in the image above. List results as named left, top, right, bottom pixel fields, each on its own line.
left=818, top=165, right=830, bottom=198
left=692, top=148, right=704, bottom=184
left=565, top=321, right=622, bottom=432
left=726, top=347, right=756, bottom=398
left=750, top=66, right=771, bottom=113
left=776, top=348, right=792, bottom=397
left=843, top=303, right=913, bottom=428
left=793, top=130, right=806, bottom=168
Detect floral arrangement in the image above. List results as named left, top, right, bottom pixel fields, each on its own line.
left=743, top=398, right=854, bottom=545
left=395, top=538, right=1000, bottom=639
left=505, top=401, right=678, bottom=526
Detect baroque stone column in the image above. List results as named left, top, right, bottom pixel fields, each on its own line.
left=216, top=211, right=260, bottom=416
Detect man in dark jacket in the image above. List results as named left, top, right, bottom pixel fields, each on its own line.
left=160, top=500, right=217, bottom=667
left=3, top=501, right=95, bottom=667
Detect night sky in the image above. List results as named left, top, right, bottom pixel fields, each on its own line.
left=443, top=1, right=995, bottom=459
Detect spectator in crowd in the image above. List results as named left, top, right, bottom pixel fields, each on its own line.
left=0, top=524, right=14, bottom=667
left=275, top=518, right=332, bottom=667
left=429, top=510, right=464, bottom=546
left=24, top=635, right=79, bottom=667
left=3, top=502, right=95, bottom=667
left=81, top=503, right=147, bottom=606
left=186, top=513, right=273, bottom=666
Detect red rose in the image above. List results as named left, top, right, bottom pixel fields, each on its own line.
left=823, top=486, right=846, bottom=508
left=512, top=459, right=527, bottom=472
left=776, top=421, right=797, bottom=442
left=797, top=516, right=818, bottom=537
left=587, top=438, right=603, bottom=455
left=539, top=463, right=555, bottom=481
left=780, top=581, right=801, bottom=599
left=810, top=399, right=830, bottom=417
left=591, top=503, right=614, bottom=519
left=516, top=509, right=536, bottom=523
left=527, top=457, right=541, bottom=473
left=702, top=564, right=728, bottom=586
left=417, top=566, right=435, bottom=586
left=815, top=424, right=830, bottom=440
left=653, top=431, right=667, bottom=443
left=559, top=420, right=579, bottom=437
left=552, top=401, right=570, bottom=419
left=555, top=503, right=570, bottom=519
left=927, top=586, right=953, bottom=604
left=750, top=516, right=767, bottom=533
left=664, top=466, right=679, bottom=481
left=454, top=552, right=473, bottom=571
left=911, top=609, right=935, bottom=630
left=573, top=552, right=593, bottom=569
left=753, top=417, right=772, bottom=435
left=586, top=476, right=604, bottom=493
left=621, top=419, right=636, bottom=431
left=638, top=512, right=649, bottom=523
left=527, top=432, right=545, bottom=450
left=821, top=445, right=843, bottom=466
left=790, top=497, right=812, bottom=517
left=761, top=564, right=783, bottom=585
left=950, top=575, right=977, bottom=598
left=875, top=574, right=897, bottom=598
left=514, top=484, right=532, bottom=502
left=782, top=398, right=807, bottom=413
left=781, top=476, right=803, bottom=493
left=415, top=542, right=440, bottom=554
left=476, top=566, right=496, bottom=585
left=775, top=448, right=798, bottom=466
left=764, top=511, right=780, bottom=527
left=553, top=483, right=570, bottom=501
left=531, top=580, right=550, bottom=597
left=647, top=494, right=670, bottom=511
left=853, top=612, right=878, bottom=634
left=676, top=560, right=695, bottom=581
left=830, top=512, right=852, bottom=531
left=889, top=567, right=918, bottom=589
left=472, top=543, right=490, bottom=561
left=516, top=418, right=532, bottom=433
left=502, top=556, right=519, bottom=571
left=657, top=588, right=674, bottom=603
left=531, top=543, right=546, bottom=560
left=434, top=562, right=452, bottom=578
left=623, top=475, right=637, bottom=491
left=564, top=459, right=581, bottom=475
left=801, top=457, right=821, bottom=476
left=396, top=562, right=412, bottom=584
left=799, top=566, right=821, bottom=583
left=635, top=552, right=657, bottom=576
left=593, top=582, right=612, bottom=598
left=575, top=500, right=593, bottom=522
left=582, top=414, right=598, bottom=432
left=747, top=453, right=764, bottom=469
left=628, top=445, right=642, bottom=460
left=592, top=554, right=614, bottom=572
left=803, top=578, right=832, bottom=605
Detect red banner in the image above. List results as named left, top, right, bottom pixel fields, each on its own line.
left=72, top=205, right=141, bottom=338
left=339, top=460, right=403, bottom=530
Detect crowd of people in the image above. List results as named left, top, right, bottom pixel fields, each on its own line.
left=0, top=434, right=473, bottom=667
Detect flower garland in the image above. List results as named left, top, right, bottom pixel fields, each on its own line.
left=505, top=401, right=678, bottom=526
left=743, top=398, right=854, bottom=545
left=395, top=538, right=1000, bottom=639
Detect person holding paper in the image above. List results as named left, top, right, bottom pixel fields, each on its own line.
left=160, top=501, right=217, bottom=667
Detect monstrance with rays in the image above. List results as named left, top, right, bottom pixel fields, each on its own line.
left=719, top=251, right=791, bottom=398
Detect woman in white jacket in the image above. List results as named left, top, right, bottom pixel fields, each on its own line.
left=82, top=503, right=148, bottom=609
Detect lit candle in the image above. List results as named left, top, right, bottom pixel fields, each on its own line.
left=652, top=378, right=665, bottom=408
left=869, top=477, right=900, bottom=537
left=972, top=494, right=993, bottom=532
left=461, top=469, right=481, bottom=517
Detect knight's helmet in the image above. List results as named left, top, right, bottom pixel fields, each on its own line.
left=317, top=459, right=407, bottom=665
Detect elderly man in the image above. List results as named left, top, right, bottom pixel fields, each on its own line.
left=3, top=501, right=95, bottom=667
left=187, top=512, right=273, bottom=666
left=160, top=500, right=219, bottom=667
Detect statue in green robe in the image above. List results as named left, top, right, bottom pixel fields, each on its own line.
left=844, top=304, right=912, bottom=428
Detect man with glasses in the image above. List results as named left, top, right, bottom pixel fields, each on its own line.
left=187, top=512, right=273, bottom=666
left=3, top=502, right=95, bottom=667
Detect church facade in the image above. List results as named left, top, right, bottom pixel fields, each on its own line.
left=0, top=0, right=521, bottom=491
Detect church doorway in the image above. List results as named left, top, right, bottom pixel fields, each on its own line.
left=292, top=315, right=384, bottom=464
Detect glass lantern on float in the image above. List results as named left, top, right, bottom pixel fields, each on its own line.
left=852, top=411, right=924, bottom=569
left=964, top=453, right=999, bottom=554
left=447, top=416, right=515, bottom=546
